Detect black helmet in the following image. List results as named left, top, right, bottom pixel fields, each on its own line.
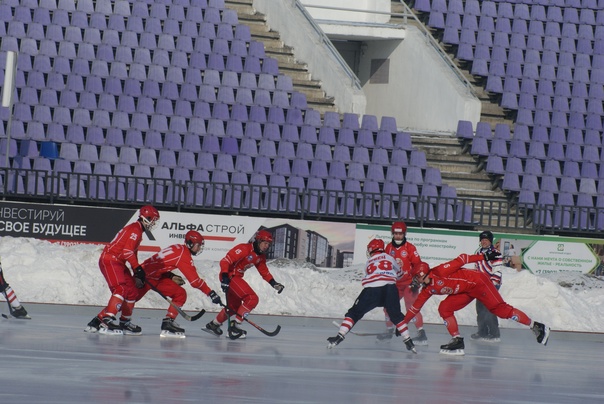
left=479, top=230, right=494, bottom=243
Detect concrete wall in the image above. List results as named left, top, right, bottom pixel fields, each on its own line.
left=359, top=26, right=481, bottom=133
left=301, top=0, right=391, bottom=24
left=253, top=0, right=367, bottom=114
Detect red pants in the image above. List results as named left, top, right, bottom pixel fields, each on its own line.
left=216, top=277, right=258, bottom=324
left=438, top=275, right=531, bottom=337
left=136, top=277, right=187, bottom=319
left=385, top=284, right=424, bottom=329
left=98, top=252, right=138, bottom=319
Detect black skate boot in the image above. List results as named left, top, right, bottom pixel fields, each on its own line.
left=228, top=320, right=247, bottom=340
left=327, top=333, right=345, bottom=349
left=204, top=320, right=223, bottom=337
left=99, top=316, right=124, bottom=335
left=531, top=322, right=550, bottom=346
left=161, top=317, right=185, bottom=339
left=120, top=319, right=142, bottom=335
left=11, top=305, right=30, bottom=319
left=85, top=316, right=102, bottom=333
left=376, top=328, right=395, bottom=341
left=403, top=337, right=417, bottom=353
left=412, top=328, right=428, bottom=346
left=439, top=337, right=465, bottom=356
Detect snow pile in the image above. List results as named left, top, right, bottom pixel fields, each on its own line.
left=1, top=237, right=603, bottom=332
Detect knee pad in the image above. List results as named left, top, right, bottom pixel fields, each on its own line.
left=243, top=293, right=259, bottom=310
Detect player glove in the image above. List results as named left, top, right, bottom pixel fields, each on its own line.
left=269, top=279, right=285, bottom=294
left=220, top=273, right=230, bottom=292
left=170, top=274, right=185, bottom=286
left=133, top=266, right=146, bottom=289
left=483, top=250, right=502, bottom=261
left=209, top=290, right=222, bottom=305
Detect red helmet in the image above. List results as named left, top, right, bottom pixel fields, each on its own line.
left=139, top=205, right=160, bottom=231
left=185, top=230, right=204, bottom=256
left=255, top=230, right=273, bottom=243
left=391, top=221, right=407, bottom=234
left=367, top=239, right=385, bottom=257
left=415, top=262, right=431, bottom=279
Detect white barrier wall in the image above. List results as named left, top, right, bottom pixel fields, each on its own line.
left=253, top=0, right=367, bottom=114
left=358, top=26, right=481, bottom=132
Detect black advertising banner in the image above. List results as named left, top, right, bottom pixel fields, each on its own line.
left=0, top=201, right=136, bottom=243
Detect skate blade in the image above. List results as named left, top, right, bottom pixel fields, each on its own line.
left=412, top=340, right=429, bottom=346
left=160, top=330, right=186, bottom=339
left=84, top=326, right=99, bottom=333
left=122, top=330, right=143, bottom=336
left=98, top=328, right=124, bottom=336
left=201, top=328, right=223, bottom=338
left=2, top=313, right=32, bottom=320
left=327, top=343, right=338, bottom=349
left=540, top=327, right=551, bottom=346
left=439, top=348, right=465, bottom=356
left=228, top=333, right=246, bottom=340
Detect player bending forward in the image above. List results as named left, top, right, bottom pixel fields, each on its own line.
left=204, top=230, right=284, bottom=339
left=327, top=239, right=416, bottom=353
left=403, top=252, right=550, bottom=356
left=86, top=205, right=159, bottom=335
left=136, top=231, right=223, bottom=338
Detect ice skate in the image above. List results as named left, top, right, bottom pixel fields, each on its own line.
left=439, top=337, right=465, bottom=356
left=531, top=322, right=550, bottom=346
left=403, top=337, right=417, bottom=354
left=376, top=328, right=394, bottom=342
left=327, top=333, right=345, bottom=349
left=120, top=319, right=142, bottom=335
left=412, top=329, right=429, bottom=346
left=228, top=320, right=247, bottom=340
left=85, top=316, right=102, bottom=333
left=10, top=305, right=31, bottom=319
left=98, top=316, right=124, bottom=335
left=203, top=320, right=223, bottom=337
left=160, top=317, right=186, bottom=339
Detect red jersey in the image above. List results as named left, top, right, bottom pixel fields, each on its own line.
left=406, top=254, right=484, bottom=320
left=103, top=221, right=144, bottom=269
left=361, top=253, right=403, bottom=288
left=219, top=243, right=273, bottom=283
left=385, top=240, right=422, bottom=286
left=141, top=244, right=211, bottom=295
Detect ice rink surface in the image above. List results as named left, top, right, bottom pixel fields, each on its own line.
left=1, top=303, right=603, bottom=404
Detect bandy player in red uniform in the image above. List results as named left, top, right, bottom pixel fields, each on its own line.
left=137, top=231, right=223, bottom=338
left=204, top=230, right=284, bottom=339
left=85, top=205, right=159, bottom=335
left=327, top=239, right=416, bottom=353
left=380, top=221, right=428, bottom=345
left=403, top=252, right=551, bottom=356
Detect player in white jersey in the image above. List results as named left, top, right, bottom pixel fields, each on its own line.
left=327, top=239, right=416, bottom=353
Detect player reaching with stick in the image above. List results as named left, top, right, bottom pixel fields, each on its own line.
left=204, top=230, right=284, bottom=339
left=403, top=252, right=550, bottom=356
left=136, top=230, right=222, bottom=338
left=327, top=239, right=416, bottom=353
left=85, top=205, right=159, bottom=335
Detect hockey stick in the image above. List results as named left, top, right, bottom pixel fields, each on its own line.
left=145, top=281, right=205, bottom=321
left=220, top=303, right=281, bottom=337
left=331, top=321, right=388, bottom=337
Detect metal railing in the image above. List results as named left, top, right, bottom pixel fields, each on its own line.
left=3, top=167, right=602, bottom=237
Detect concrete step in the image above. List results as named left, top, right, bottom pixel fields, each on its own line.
left=226, top=0, right=337, bottom=114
